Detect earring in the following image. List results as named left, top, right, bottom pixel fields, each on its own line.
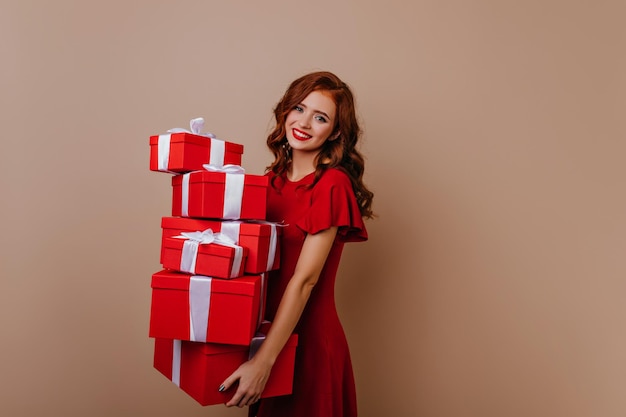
left=282, top=140, right=291, bottom=159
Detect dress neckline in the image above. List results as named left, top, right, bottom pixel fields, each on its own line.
left=284, top=171, right=315, bottom=184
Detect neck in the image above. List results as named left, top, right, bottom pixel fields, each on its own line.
left=288, top=150, right=318, bottom=182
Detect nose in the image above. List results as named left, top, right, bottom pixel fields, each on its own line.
left=298, top=114, right=311, bottom=129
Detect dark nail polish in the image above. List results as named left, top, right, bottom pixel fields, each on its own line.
left=218, top=384, right=225, bottom=392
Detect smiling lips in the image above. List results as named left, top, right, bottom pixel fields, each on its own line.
left=292, top=128, right=312, bottom=141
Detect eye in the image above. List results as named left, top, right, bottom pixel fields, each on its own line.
left=294, top=105, right=303, bottom=112
left=315, top=115, right=328, bottom=123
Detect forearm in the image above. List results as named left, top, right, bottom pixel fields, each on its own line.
left=252, top=277, right=315, bottom=366
left=221, top=227, right=338, bottom=407
left=251, top=226, right=338, bottom=367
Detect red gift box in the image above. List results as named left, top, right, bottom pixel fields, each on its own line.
left=172, top=169, right=268, bottom=220
left=149, top=270, right=263, bottom=346
left=149, top=132, right=243, bottom=173
left=161, top=232, right=248, bottom=279
left=153, top=331, right=298, bottom=405
left=161, top=217, right=280, bottom=274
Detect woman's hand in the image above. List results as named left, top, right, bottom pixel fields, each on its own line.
left=221, top=357, right=272, bottom=408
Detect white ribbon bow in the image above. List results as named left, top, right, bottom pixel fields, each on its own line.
left=158, top=117, right=226, bottom=172
left=178, top=228, right=235, bottom=245
left=174, top=229, right=244, bottom=278
left=167, top=117, right=217, bottom=138
left=202, top=163, right=246, bottom=174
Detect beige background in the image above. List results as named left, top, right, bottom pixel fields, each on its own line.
left=1, top=1, right=625, bottom=416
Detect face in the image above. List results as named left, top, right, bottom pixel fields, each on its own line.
left=285, top=90, right=337, bottom=157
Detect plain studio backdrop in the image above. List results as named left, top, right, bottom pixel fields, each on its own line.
left=1, top=1, right=624, bottom=417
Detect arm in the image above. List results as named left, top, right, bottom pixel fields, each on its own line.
left=221, top=226, right=339, bottom=408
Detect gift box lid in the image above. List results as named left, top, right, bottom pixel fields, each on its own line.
left=171, top=171, right=269, bottom=187
left=191, top=322, right=299, bottom=355
left=162, top=236, right=249, bottom=259
left=154, top=337, right=251, bottom=356
left=151, top=270, right=260, bottom=297
left=149, top=132, right=244, bottom=153
left=161, top=217, right=282, bottom=238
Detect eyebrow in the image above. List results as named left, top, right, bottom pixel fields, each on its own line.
left=298, top=103, right=333, bottom=121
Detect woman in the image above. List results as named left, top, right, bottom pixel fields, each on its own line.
left=220, top=71, right=374, bottom=417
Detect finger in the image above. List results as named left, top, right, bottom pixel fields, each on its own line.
left=240, top=393, right=257, bottom=408
left=237, top=395, right=248, bottom=408
left=244, top=393, right=261, bottom=408
left=226, top=389, right=246, bottom=407
left=219, top=372, right=240, bottom=394
left=247, top=396, right=259, bottom=407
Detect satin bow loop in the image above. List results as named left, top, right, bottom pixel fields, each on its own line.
left=176, top=229, right=238, bottom=247
left=178, top=229, right=215, bottom=244
left=202, top=163, right=246, bottom=174
left=167, top=117, right=217, bottom=138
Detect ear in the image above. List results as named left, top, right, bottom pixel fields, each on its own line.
left=330, top=131, right=341, bottom=141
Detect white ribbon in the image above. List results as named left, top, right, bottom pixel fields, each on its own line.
left=224, top=174, right=245, bottom=220
left=160, top=117, right=226, bottom=170
left=174, top=229, right=244, bottom=278
left=258, top=273, right=266, bottom=327
left=189, top=275, right=213, bottom=342
left=157, top=134, right=172, bottom=172
left=181, top=173, right=191, bottom=217
left=209, top=140, right=226, bottom=166
left=248, top=320, right=271, bottom=361
left=248, top=334, right=265, bottom=361
left=202, top=164, right=246, bottom=219
left=244, top=220, right=282, bottom=270
left=266, top=224, right=278, bottom=270
left=171, top=339, right=182, bottom=386
left=217, top=220, right=279, bottom=271
left=220, top=221, right=242, bottom=245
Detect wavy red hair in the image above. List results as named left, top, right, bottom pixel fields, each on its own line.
left=266, top=71, right=374, bottom=219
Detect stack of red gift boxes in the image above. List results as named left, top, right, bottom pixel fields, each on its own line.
left=148, top=118, right=297, bottom=406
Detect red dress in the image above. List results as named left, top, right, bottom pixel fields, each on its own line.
left=256, top=168, right=367, bottom=417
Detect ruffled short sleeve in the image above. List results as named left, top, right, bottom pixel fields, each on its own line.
left=296, top=169, right=368, bottom=242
